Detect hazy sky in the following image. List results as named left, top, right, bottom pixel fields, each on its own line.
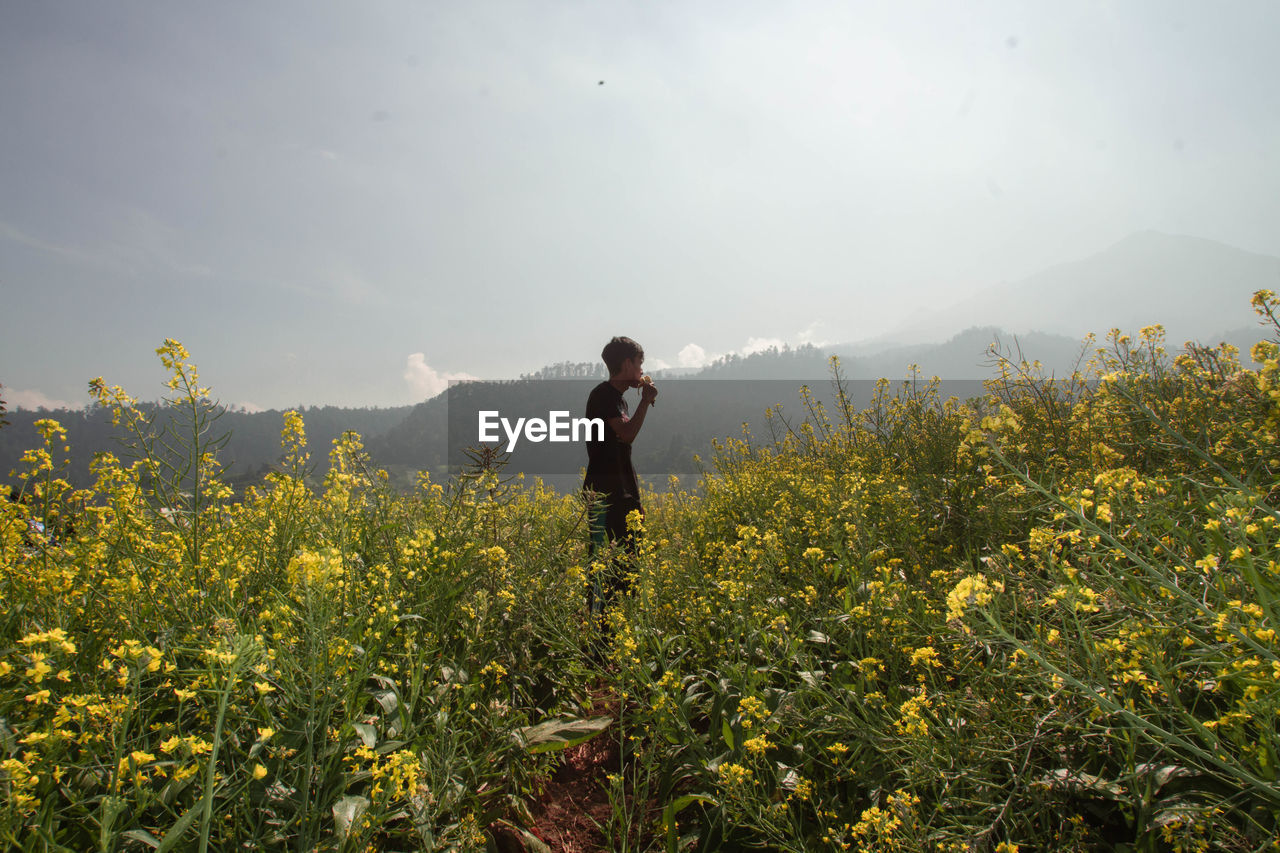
left=3, top=1, right=1278, bottom=410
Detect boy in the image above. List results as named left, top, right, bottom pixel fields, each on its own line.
left=583, top=336, right=658, bottom=621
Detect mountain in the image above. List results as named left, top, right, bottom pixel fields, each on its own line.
left=829, top=327, right=1090, bottom=380
left=879, top=231, right=1280, bottom=347
left=1206, top=326, right=1277, bottom=365
left=686, top=344, right=831, bottom=379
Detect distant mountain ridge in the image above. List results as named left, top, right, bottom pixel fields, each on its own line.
left=870, top=231, right=1280, bottom=348
left=829, top=327, right=1090, bottom=380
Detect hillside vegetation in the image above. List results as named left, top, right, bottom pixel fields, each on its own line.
left=2, top=293, right=1279, bottom=851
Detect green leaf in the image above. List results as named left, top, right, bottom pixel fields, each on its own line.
left=120, top=830, right=161, bottom=849
left=519, top=829, right=553, bottom=853
left=138, top=801, right=201, bottom=853
left=1152, top=793, right=1210, bottom=827
left=1131, top=763, right=1195, bottom=794
left=375, top=739, right=406, bottom=755
left=721, top=719, right=735, bottom=751
left=99, top=795, right=127, bottom=850
left=1038, top=768, right=1125, bottom=800
left=663, top=794, right=716, bottom=853
left=797, top=670, right=824, bottom=688
left=351, top=723, right=377, bottom=748
left=157, top=771, right=196, bottom=807
left=490, top=819, right=553, bottom=853
left=333, top=795, right=370, bottom=842
left=513, top=715, right=612, bottom=753
left=370, top=688, right=399, bottom=716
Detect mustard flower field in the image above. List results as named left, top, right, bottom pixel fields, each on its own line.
left=3, top=293, right=1280, bottom=852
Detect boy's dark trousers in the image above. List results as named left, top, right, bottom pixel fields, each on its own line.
left=586, top=494, right=642, bottom=625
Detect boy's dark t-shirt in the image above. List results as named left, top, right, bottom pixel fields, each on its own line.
left=583, top=380, right=640, bottom=503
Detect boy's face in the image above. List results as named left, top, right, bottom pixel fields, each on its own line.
left=617, top=355, right=644, bottom=386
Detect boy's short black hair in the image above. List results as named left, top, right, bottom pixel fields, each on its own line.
left=602, top=337, right=644, bottom=377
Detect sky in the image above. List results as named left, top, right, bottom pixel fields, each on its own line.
left=3, top=1, right=1278, bottom=411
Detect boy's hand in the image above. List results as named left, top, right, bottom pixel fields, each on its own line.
left=640, top=375, right=657, bottom=407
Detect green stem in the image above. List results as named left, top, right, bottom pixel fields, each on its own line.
left=198, top=641, right=249, bottom=853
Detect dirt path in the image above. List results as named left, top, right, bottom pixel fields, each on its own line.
left=522, top=714, right=622, bottom=853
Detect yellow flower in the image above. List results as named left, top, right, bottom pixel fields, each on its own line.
left=479, top=661, right=507, bottom=680
left=946, top=574, right=1004, bottom=622
left=25, top=656, right=52, bottom=683
left=252, top=764, right=268, bottom=780
left=789, top=777, right=814, bottom=802
left=736, top=695, right=769, bottom=722
left=909, top=646, right=941, bottom=668
left=185, top=737, right=213, bottom=756
left=896, top=693, right=932, bottom=738
left=716, top=762, right=753, bottom=786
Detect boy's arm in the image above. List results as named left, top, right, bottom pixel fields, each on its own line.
left=609, top=394, right=654, bottom=444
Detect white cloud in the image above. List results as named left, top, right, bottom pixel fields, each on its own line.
left=741, top=337, right=787, bottom=355
left=797, top=321, right=829, bottom=347
left=678, top=343, right=711, bottom=368
left=404, top=353, right=476, bottom=400
left=8, top=388, right=76, bottom=411
left=229, top=401, right=266, bottom=414
left=674, top=328, right=826, bottom=371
